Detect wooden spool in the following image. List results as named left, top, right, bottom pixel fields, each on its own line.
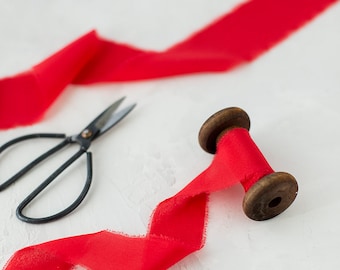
left=198, top=107, right=298, bottom=221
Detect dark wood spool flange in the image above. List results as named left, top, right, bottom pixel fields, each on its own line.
left=198, top=107, right=298, bottom=221
left=199, top=107, right=250, bottom=154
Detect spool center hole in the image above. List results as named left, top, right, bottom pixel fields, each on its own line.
left=268, top=197, right=282, bottom=208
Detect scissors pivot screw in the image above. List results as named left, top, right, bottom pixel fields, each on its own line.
left=81, top=129, right=93, bottom=139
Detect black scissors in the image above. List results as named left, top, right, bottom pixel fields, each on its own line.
left=0, top=97, right=136, bottom=224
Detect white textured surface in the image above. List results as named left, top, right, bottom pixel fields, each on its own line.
left=0, top=0, right=340, bottom=269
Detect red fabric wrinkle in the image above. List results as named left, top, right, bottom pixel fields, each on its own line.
left=6, top=127, right=286, bottom=269
left=0, top=0, right=337, bottom=129
left=215, top=128, right=274, bottom=192
left=2, top=0, right=338, bottom=268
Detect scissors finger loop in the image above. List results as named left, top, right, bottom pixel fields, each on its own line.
left=0, top=133, right=66, bottom=154
left=16, top=150, right=93, bottom=224
left=0, top=134, right=67, bottom=191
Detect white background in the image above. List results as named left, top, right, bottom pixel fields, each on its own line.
left=0, top=0, right=340, bottom=269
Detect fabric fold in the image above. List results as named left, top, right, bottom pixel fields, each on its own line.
left=4, top=129, right=279, bottom=269
left=1, top=0, right=338, bottom=268
left=0, top=0, right=337, bottom=129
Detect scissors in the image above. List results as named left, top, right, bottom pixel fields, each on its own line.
left=0, top=97, right=136, bottom=224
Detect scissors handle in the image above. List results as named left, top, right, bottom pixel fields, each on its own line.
left=17, top=150, right=92, bottom=224
left=0, top=133, right=93, bottom=223
left=0, top=133, right=67, bottom=190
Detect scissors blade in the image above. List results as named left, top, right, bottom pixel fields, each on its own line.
left=85, top=97, right=136, bottom=140
left=93, top=97, right=126, bottom=130
left=97, top=102, right=136, bottom=137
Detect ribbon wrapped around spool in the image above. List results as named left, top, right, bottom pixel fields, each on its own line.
left=198, top=107, right=298, bottom=220
left=4, top=106, right=298, bottom=269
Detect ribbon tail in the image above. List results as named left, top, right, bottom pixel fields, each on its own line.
left=0, top=31, right=102, bottom=129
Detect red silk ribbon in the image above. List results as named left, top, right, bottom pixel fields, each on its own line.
left=5, top=128, right=274, bottom=270
left=0, top=0, right=337, bottom=129
left=2, top=0, right=337, bottom=269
